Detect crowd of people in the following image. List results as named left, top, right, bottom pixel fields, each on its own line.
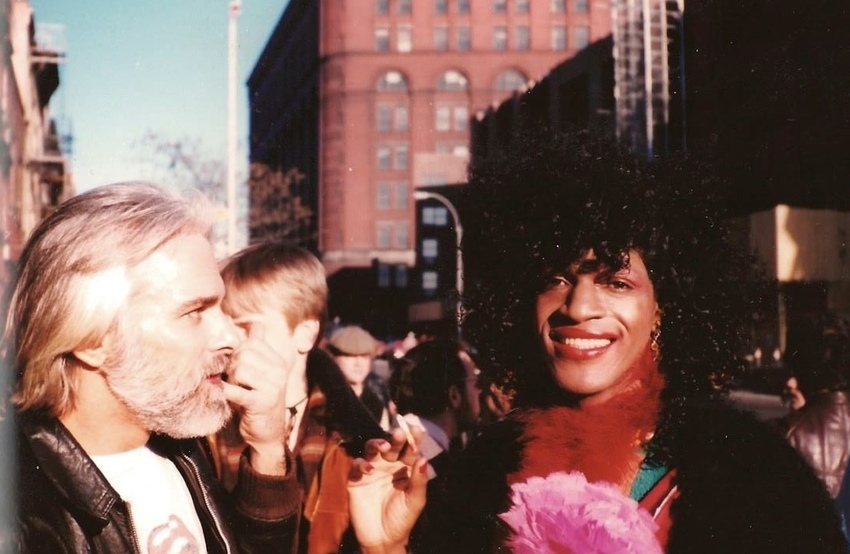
left=3, top=129, right=850, bottom=553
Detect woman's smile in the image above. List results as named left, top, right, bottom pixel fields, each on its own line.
left=536, top=249, right=657, bottom=401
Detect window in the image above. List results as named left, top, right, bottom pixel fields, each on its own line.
left=395, top=222, right=409, bottom=249
left=377, top=264, right=391, bottom=287
left=551, top=0, right=566, bottom=12
left=377, top=183, right=391, bottom=209
left=515, top=26, right=530, bottom=50
left=397, top=25, right=412, bottom=52
left=495, top=69, right=527, bottom=91
left=574, top=25, right=589, bottom=49
left=377, top=105, right=392, bottom=132
left=453, top=105, right=469, bottom=131
left=493, top=26, right=508, bottom=50
left=377, top=223, right=392, bottom=249
left=438, top=142, right=470, bottom=156
left=551, top=25, right=566, bottom=50
left=394, top=105, right=409, bottom=131
left=575, top=0, right=589, bottom=13
left=423, top=206, right=449, bottom=225
left=377, top=70, right=409, bottom=91
left=375, top=28, right=390, bottom=52
left=437, top=69, right=468, bottom=91
left=395, top=265, right=408, bottom=288
left=421, top=174, right=448, bottom=186
left=422, top=271, right=439, bottom=291
left=435, top=106, right=451, bottom=131
left=377, top=145, right=392, bottom=170
left=434, top=26, right=448, bottom=51
left=456, top=26, right=471, bottom=51
left=422, top=238, right=439, bottom=259
left=458, top=0, right=470, bottom=13
left=376, top=0, right=390, bottom=15
left=395, top=182, right=408, bottom=209
left=394, top=144, right=409, bottom=170
left=493, top=0, right=507, bottom=13
left=516, top=0, right=529, bottom=13
left=399, top=0, right=412, bottom=14
left=435, top=0, right=447, bottom=14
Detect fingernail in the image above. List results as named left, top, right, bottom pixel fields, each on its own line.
left=419, top=462, right=428, bottom=475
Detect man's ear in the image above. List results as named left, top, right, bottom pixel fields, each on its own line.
left=295, top=318, right=321, bottom=353
left=72, top=332, right=115, bottom=369
left=448, top=384, right=463, bottom=409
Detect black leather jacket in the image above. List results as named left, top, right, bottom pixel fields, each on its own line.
left=785, top=389, right=850, bottom=497
left=16, top=411, right=300, bottom=553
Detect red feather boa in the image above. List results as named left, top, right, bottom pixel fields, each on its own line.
left=508, top=346, right=664, bottom=493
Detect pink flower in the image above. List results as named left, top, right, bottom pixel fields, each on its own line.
left=500, top=471, right=663, bottom=554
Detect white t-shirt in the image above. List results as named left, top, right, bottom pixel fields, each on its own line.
left=91, top=446, right=208, bottom=554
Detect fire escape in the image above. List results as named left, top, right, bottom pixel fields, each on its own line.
left=30, top=23, right=71, bottom=221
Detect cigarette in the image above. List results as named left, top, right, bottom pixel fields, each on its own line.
left=395, top=416, right=418, bottom=454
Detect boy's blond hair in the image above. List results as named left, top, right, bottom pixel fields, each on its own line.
left=220, top=241, right=327, bottom=331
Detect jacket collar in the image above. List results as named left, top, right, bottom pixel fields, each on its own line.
left=19, top=410, right=122, bottom=528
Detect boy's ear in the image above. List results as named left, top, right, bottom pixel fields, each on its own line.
left=295, top=318, right=321, bottom=353
left=72, top=332, right=115, bottom=370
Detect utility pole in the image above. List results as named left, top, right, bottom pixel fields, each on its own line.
left=226, top=0, right=242, bottom=254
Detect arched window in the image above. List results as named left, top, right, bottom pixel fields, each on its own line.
left=377, top=70, right=409, bottom=92
left=494, top=69, right=528, bottom=92
left=436, top=70, right=468, bottom=92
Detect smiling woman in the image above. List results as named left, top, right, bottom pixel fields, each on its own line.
left=535, top=249, right=657, bottom=404
left=346, top=129, right=850, bottom=554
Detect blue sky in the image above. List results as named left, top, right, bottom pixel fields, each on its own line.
left=29, top=0, right=289, bottom=193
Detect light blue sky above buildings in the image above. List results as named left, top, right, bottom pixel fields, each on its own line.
left=30, top=0, right=288, bottom=193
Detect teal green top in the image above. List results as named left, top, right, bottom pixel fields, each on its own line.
left=629, top=462, right=668, bottom=501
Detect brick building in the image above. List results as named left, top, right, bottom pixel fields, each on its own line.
left=1, top=0, right=72, bottom=289
left=247, top=0, right=612, bottom=337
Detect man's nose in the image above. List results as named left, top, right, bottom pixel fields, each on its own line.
left=210, top=307, right=241, bottom=351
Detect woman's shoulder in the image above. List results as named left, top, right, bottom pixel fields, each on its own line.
left=674, top=399, right=815, bottom=478
left=667, top=400, right=848, bottom=553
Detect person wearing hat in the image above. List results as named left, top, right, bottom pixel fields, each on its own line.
left=328, top=325, right=393, bottom=430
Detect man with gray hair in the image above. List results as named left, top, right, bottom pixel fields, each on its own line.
left=2, top=182, right=301, bottom=553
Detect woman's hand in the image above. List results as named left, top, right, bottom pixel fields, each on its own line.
left=348, top=428, right=429, bottom=554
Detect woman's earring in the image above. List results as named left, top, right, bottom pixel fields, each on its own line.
left=650, top=321, right=661, bottom=361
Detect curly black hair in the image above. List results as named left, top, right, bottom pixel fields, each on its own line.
left=460, top=129, right=769, bottom=465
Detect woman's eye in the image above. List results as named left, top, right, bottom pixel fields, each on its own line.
left=607, top=279, right=630, bottom=290
left=546, top=276, right=570, bottom=289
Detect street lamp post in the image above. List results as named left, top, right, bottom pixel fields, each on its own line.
left=226, top=0, right=241, bottom=255
left=414, top=190, right=463, bottom=331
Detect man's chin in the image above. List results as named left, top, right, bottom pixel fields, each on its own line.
left=159, top=401, right=232, bottom=439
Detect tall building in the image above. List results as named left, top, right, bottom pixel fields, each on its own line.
left=248, top=0, right=611, bottom=335
left=612, top=0, right=684, bottom=158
